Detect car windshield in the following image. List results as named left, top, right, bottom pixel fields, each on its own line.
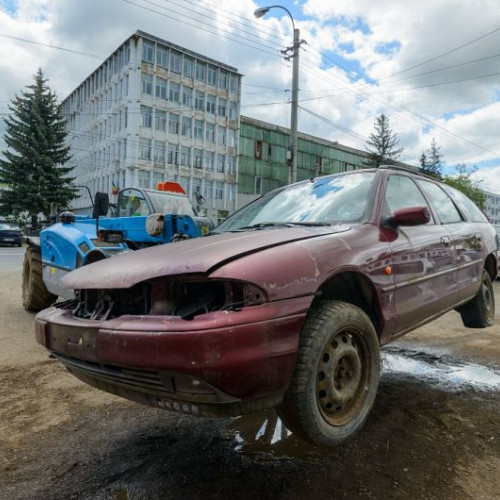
left=144, top=190, right=197, bottom=217
left=217, top=172, right=375, bottom=232
left=0, top=224, right=20, bottom=230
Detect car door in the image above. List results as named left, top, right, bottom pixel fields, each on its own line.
left=382, top=174, right=457, bottom=337
left=417, top=180, right=485, bottom=303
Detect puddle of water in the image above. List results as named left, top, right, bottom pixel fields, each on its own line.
left=382, top=347, right=500, bottom=391
left=226, top=409, right=332, bottom=460
left=226, top=348, right=499, bottom=457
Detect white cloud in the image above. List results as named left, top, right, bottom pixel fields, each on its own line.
left=0, top=0, right=499, bottom=192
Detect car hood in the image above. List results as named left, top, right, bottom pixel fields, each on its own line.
left=63, top=225, right=350, bottom=289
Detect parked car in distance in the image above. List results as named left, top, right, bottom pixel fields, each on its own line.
left=35, top=166, right=500, bottom=447
left=0, top=223, right=23, bottom=246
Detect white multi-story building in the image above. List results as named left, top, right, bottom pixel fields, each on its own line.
left=483, top=189, right=500, bottom=226
left=62, top=30, right=242, bottom=221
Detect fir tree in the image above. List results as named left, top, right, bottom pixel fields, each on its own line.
left=0, top=69, right=75, bottom=228
left=420, top=138, right=443, bottom=179
left=364, top=114, right=404, bottom=167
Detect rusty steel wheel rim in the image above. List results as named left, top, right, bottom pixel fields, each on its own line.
left=482, top=279, right=493, bottom=317
left=316, top=328, right=369, bottom=426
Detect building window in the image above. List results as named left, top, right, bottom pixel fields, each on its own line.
left=217, top=127, right=226, bottom=146
left=142, top=41, right=154, bottom=63
left=204, top=180, right=212, bottom=199
left=196, top=62, right=206, bottom=82
left=154, top=141, right=166, bottom=162
left=217, top=99, right=227, bottom=117
left=138, top=170, right=150, bottom=188
left=140, top=138, right=152, bottom=160
left=155, top=109, right=166, bottom=131
left=229, top=102, right=238, bottom=121
left=141, top=105, right=152, bottom=127
left=170, top=50, right=182, bottom=73
left=228, top=129, right=237, bottom=148
left=155, top=77, right=167, bottom=99
left=230, top=74, right=238, bottom=93
left=226, top=156, right=235, bottom=174
left=156, top=45, right=168, bottom=68
left=206, top=122, right=215, bottom=143
left=167, top=144, right=178, bottom=164
left=183, top=57, right=194, bottom=77
left=182, top=87, right=193, bottom=108
left=141, top=73, right=153, bottom=95
left=168, top=113, right=179, bottom=134
left=340, top=162, right=355, bottom=172
left=216, top=154, right=225, bottom=172
left=215, top=182, right=224, bottom=200
left=193, top=178, right=202, bottom=198
left=152, top=171, right=164, bottom=188
left=218, top=71, right=228, bottom=90
left=180, top=146, right=191, bottom=166
left=169, top=82, right=180, bottom=103
left=181, top=116, right=192, bottom=137
left=254, top=176, right=262, bottom=195
left=205, top=151, right=215, bottom=171
left=195, top=91, right=204, bottom=111
left=194, top=119, right=204, bottom=140
left=193, top=149, right=203, bottom=169
left=206, top=94, right=216, bottom=114
left=207, top=65, right=217, bottom=86
left=255, top=140, right=263, bottom=159
left=179, top=176, right=190, bottom=194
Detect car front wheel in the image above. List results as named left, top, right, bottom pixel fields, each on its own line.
left=278, top=300, right=380, bottom=447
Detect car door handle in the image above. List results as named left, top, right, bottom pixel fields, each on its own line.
left=441, top=236, right=451, bottom=246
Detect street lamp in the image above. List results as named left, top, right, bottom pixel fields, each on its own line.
left=254, top=4, right=302, bottom=184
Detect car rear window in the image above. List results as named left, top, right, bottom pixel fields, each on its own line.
left=442, top=185, right=488, bottom=223
left=417, top=180, right=463, bottom=224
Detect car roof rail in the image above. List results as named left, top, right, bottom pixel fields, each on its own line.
left=378, top=164, right=441, bottom=182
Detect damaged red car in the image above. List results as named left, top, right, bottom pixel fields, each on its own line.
left=35, top=167, right=499, bottom=446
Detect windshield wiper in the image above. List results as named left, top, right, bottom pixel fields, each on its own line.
left=238, top=221, right=331, bottom=230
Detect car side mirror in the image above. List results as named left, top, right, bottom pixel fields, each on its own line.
left=386, top=206, right=431, bottom=227
left=194, top=191, right=206, bottom=207
left=92, top=192, right=109, bottom=218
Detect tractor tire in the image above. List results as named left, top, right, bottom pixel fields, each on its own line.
left=278, top=300, right=380, bottom=447
left=458, top=270, right=495, bottom=328
left=22, top=246, right=57, bottom=312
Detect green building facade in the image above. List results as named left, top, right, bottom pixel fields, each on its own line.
left=237, top=116, right=373, bottom=208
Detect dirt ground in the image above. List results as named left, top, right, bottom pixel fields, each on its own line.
left=0, top=269, right=499, bottom=500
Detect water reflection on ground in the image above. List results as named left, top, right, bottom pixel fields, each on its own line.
left=225, top=346, right=500, bottom=457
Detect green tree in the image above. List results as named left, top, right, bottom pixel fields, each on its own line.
left=444, top=164, right=485, bottom=210
left=420, top=138, right=443, bottom=179
left=0, top=69, right=75, bottom=229
left=364, top=114, right=404, bottom=167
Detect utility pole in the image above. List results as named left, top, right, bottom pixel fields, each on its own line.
left=254, top=5, right=305, bottom=184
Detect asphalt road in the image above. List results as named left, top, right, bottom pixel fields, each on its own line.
left=0, top=245, right=24, bottom=273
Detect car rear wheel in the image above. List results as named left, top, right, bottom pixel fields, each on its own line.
left=278, top=300, right=380, bottom=447
left=458, top=270, right=495, bottom=328
left=22, top=246, right=57, bottom=312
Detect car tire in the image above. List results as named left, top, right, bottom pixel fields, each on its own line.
left=22, top=246, right=57, bottom=312
left=278, top=300, right=380, bottom=447
left=458, top=270, right=495, bottom=328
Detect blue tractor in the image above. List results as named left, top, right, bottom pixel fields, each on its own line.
left=22, top=182, right=214, bottom=311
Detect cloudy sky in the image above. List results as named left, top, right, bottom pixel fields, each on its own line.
left=1, top=0, right=500, bottom=191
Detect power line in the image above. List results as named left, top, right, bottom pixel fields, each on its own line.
left=380, top=53, right=500, bottom=86
left=389, top=25, right=500, bottom=77
left=0, top=33, right=103, bottom=58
